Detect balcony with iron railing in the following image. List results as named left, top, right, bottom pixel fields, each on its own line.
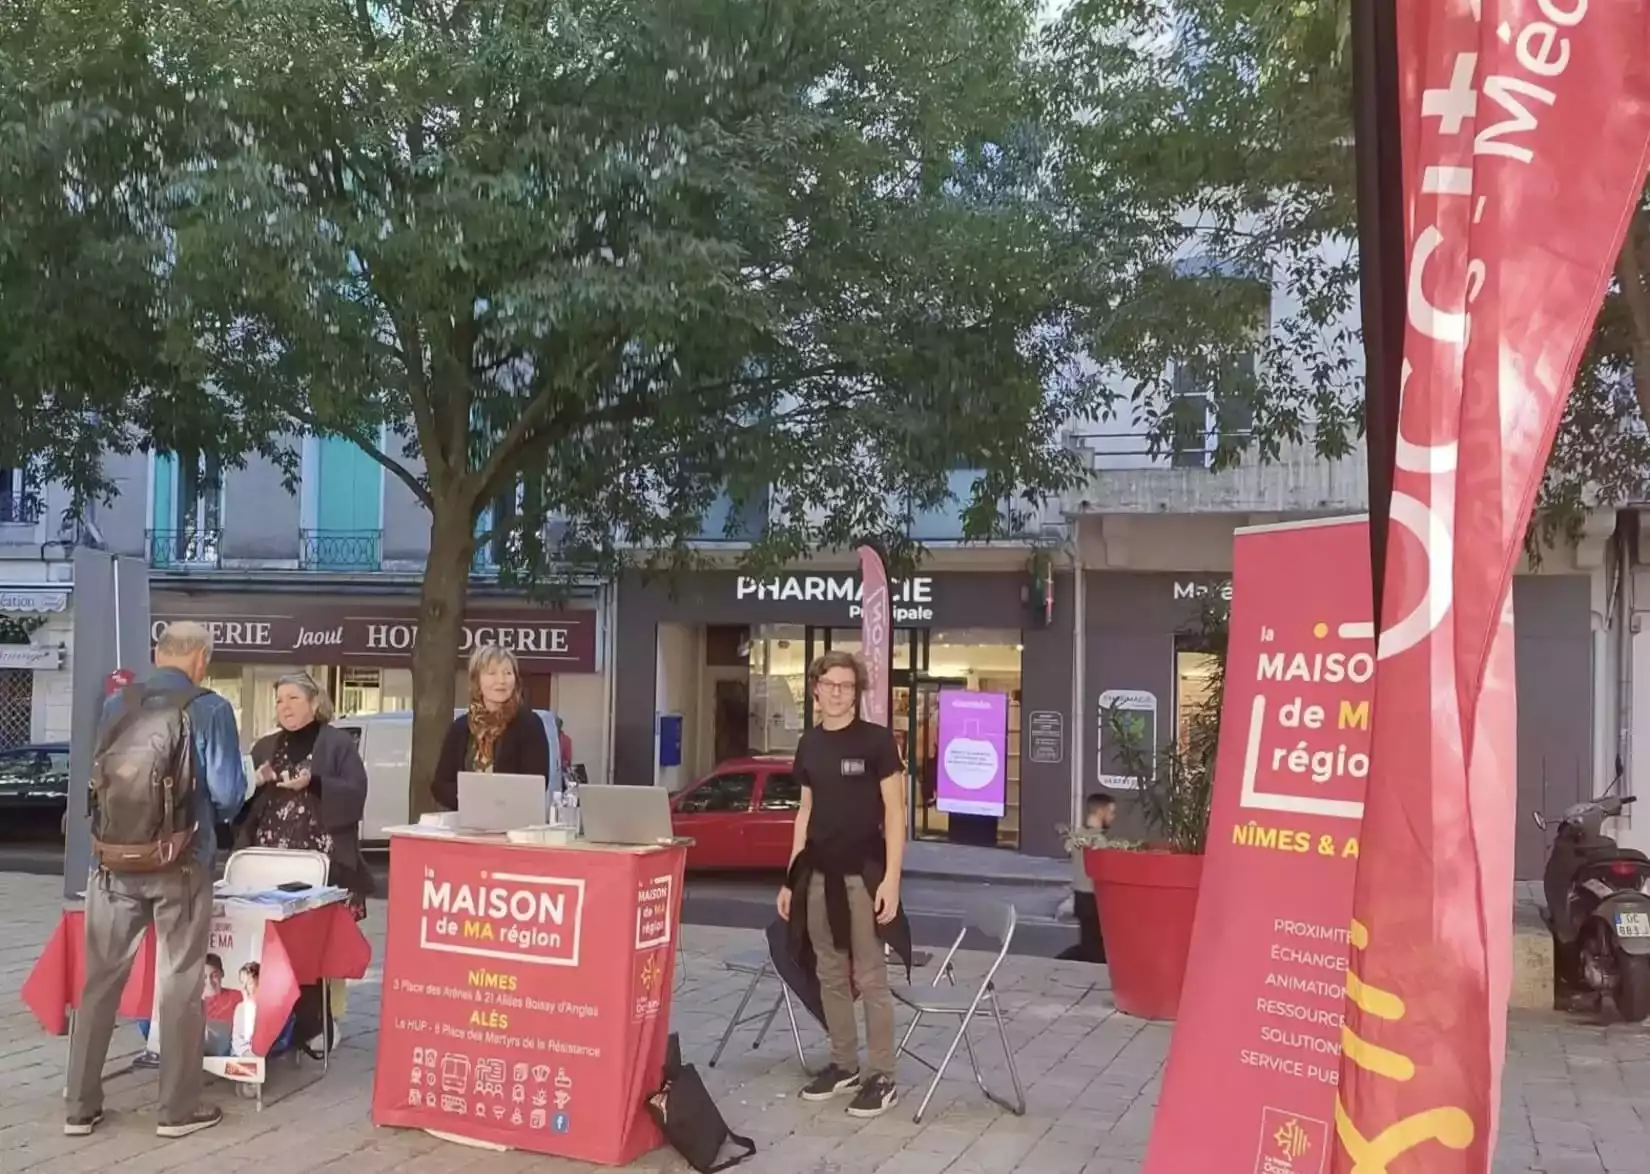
left=146, top=529, right=223, bottom=569
left=1064, top=422, right=1367, bottom=515
left=300, top=529, right=383, bottom=572
left=690, top=478, right=1040, bottom=546
left=900, top=469, right=1040, bottom=543
left=0, top=495, right=41, bottom=526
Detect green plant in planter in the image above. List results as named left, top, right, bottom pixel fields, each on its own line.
left=1103, top=597, right=1228, bottom=855
left=0, top=615, right=45, bottom=645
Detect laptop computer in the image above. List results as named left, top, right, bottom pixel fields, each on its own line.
left=579, top=784, right=675, bottom=846
left=457, top=772, right=547, bottom=833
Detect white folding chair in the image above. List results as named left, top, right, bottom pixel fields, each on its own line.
left=220, top=848, right=336, bottom=1106
left=894, top=900, right=1027, bottom=1124
left=708, top=949, right=807, bottom=1070
left=709, top=937, right=951, bottom=1075
left=221, top=847, right=330, bottom=890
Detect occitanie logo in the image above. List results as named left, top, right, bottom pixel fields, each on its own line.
left=639, top=952, right=662, bottom=995
left=1275, top=1117, right=1312, bottom=1160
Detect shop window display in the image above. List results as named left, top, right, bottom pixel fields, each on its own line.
left=704, top=623, right=1022, bottom=849
left=894, top=630, right=1022, bottom=849
left=1175, top=646, right=1220, bottom=747
left=204, top=664, right=436, bottom=749
left=743, top=626, right=806, bottom=756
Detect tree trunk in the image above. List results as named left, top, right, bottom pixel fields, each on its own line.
left=408, top=499, right=479, bottom=818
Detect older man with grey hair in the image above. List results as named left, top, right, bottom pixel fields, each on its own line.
left=65, top=620, right=247, bottom=1140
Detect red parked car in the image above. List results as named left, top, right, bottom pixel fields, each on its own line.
left=669, top=756, right=800, bottom=871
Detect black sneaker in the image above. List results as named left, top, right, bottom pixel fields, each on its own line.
left=156, top=1106, right=223, bottom=1138
left=63, top=1111, right=104, bottom=1137
left=132, top=1051, right=160, bottom=1070
left=799, top=1065, right=861, bottom=1102
left=846, top=1074, right=898, bottom=1119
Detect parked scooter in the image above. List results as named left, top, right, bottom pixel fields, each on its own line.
left=1534, top=792, right=1650, bottom=1022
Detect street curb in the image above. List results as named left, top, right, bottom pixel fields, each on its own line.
left=902, top=865, right=1070, bottom=887
left=0, top=856, right=1078, bottom=887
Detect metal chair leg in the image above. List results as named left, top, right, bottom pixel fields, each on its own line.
left=321, top=979, right=331, bottom=1075
left=709, top=969, right=764, bottom=1069
left=988, top=992, right=1027, bottom=1115
left=961, top=1023, right=988, bottom=1097
left=913, top=1014, right=972, bottom=1124
left=896, top=1009, right=925, bottom=1060
left=780, top=984, right=806, bottom=1070
left=751, top=990, right=784, bottom=1050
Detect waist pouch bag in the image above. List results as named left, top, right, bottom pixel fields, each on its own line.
left=646, top=1034, right=756, bottom=1172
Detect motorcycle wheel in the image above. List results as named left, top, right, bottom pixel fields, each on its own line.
left=1616, top=951, right=1650, bottom=1023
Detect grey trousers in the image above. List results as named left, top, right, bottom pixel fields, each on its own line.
left=807, top=874, right=896, bottom=1078
left=67, top=866, right=212, bottom=1123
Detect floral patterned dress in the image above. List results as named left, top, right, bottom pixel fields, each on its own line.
left=248, top=723, right=363, bottom=920
left=253, top=723, right=332, bottom=854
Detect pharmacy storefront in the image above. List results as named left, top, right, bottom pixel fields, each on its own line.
left=612, top=568, right=1076, bottom=856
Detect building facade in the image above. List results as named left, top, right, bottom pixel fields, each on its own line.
left=28, top=406, right=1626, bottom=879
left=1067, top=513, right=1605, bottom=879
left=611, top=552, right=1069, bottom=854
left=91, top=443, right=613, bottom=782
left=1058, top=410, right=1618, bottom=879
left=0, top=464, right=79, bottom=747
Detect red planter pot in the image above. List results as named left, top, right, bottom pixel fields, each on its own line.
left=1084, top=847, right=1204, bottom=1022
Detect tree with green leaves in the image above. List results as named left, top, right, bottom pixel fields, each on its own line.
left=1044, top=0, right=1650, bottom=544
left=2, top=0, right=1110, bottom=809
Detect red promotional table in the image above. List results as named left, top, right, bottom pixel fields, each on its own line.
left=23, top=900, right=373, bottom=1055
left=371, top=832, right=688, bottom=1166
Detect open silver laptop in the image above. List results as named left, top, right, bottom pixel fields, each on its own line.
left=457, top=772, right=547, bottom=832
left=579, top=784, right=675, bottom=845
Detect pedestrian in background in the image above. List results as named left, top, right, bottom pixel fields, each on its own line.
left=1057, top=792, right=1116, bottom=963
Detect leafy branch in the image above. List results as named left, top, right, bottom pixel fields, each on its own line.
left=0, top=615, right=48, bottom=645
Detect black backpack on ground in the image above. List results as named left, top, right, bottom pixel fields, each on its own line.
left=89, top=681, right=208, bottom=873
left=646, top=1034, right=756, bottom=1173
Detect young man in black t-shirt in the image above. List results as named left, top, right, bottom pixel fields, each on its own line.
left=777, top=650, right=906, bottom=1117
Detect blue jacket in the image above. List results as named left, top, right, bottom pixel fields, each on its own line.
left=101, top=667, right=247, bottom=867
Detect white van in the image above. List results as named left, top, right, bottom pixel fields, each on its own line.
left=334, top=709, right=564, bottom=844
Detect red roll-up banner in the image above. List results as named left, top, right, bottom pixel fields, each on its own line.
left=1143, top=516, right=1373, bottom=1174
left=1336, top=4, right=1650, bottom=1171
left=856, top=543, right=891, bottom=727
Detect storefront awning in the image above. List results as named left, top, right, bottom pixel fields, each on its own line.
left=0, top=587, right=70, bottom=614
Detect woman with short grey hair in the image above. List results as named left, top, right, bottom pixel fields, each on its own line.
left=237, top=670, right=372, bottom=1055
left=239, top=671, right=369, bottom=909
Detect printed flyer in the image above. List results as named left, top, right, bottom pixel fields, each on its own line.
left=144, top=900, right=274, bottom=1086
left=371, top=836, right=687, bottom=1166
left=1144, top=516, right=1372, bottom=1174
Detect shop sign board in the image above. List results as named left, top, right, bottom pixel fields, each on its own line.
left=733, top=574, right=937, bottom=622
left=0, top=644, right=61, bottom=670
left=0, top=589, right=69, bottom=614
left=151, top=602, right=597, bottom=672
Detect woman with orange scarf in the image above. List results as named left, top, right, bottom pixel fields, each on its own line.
left=431, top=645, right=553, bottom=810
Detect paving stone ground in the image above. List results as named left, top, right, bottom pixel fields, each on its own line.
left=0, top=872, right=1647, bottom=1173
